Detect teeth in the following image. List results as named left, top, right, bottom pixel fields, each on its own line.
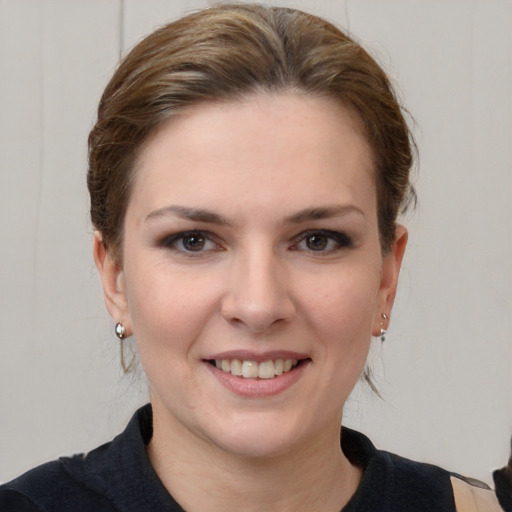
left=283, top=359, right=293, bottom=372
left=214, top=358, right=300, bottom=379
left=258, top=360, right=275, bottom=379
left=241, top=360, right=258, bottom=378
left=231, top=358, right=242, bottom=376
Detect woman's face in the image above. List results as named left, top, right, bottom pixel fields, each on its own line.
left=96, top=93, right=406, bottom=458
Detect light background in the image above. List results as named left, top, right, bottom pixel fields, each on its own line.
left=0, top=0, right=511, bottom=485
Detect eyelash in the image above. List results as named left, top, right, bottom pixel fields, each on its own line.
left=159, top=229, right=353, bottom=256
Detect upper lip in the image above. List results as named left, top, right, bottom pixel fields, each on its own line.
left=205, top=350, right=310, bottom=362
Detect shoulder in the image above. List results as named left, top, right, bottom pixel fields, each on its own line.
left=379, top=450, right=502, bottom=511
left=0, top=405, right=172, bottom=512
left=0, top=455, right=114, bottom=512
left=377, top=452, right=503, bottom=511
left=342, top=428, right=502, bottom=511
left=342, top=428, right=456, bottom=510
left=374, top=451, right=502, bottom=511
left=382, top=450, right=458, bottom=505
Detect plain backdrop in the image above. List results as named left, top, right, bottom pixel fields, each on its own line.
left=1, top=0, right=511, bottom=485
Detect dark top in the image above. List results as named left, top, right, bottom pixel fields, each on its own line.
left=493, top=439, right=512, bottom=511
left=0, top=404, right=459, bottom=511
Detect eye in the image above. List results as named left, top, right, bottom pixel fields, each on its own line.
left=159, top=230, right=221, bottom=254
left=292, top=230, right=353, bottom=253
left=181, top=232, right=206, bottom=251
left=305, top=233, right=329, bottom=251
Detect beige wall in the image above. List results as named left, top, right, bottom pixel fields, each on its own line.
left=1, top=0, right=511, bottom=485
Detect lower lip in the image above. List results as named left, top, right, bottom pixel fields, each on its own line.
left=205, top=361, right=309, bottom=398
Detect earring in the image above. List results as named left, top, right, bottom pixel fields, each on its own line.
left=379, top=313, right=388, bottom=342
left=115, top=322, right=126, bottom=340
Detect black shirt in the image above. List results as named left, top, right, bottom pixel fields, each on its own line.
left=0, top=404, right=458, bottom=511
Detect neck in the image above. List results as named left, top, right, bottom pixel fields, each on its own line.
left=147, top=405, right=362, bottom=512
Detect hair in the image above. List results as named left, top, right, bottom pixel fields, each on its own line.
left=87, top=3, right=416, bottom=385
left=88, top=2, right=415, bottom=263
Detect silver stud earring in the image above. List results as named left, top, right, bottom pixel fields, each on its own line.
left=379, top=313, right=388, bottom=342
left=115, top=322, right=126, bottom=340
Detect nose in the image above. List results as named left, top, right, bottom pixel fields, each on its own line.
left=220, top=246, right=296, bottom=334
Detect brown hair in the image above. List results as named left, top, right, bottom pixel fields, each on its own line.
left=87, top=3, right=415, bottom=264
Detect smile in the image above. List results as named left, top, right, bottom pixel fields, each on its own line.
left=211, top=359, right=301, bottom=379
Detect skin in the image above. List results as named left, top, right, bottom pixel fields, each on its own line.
left=94, top=93, right=407, bottom=511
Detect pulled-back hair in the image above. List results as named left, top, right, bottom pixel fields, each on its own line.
left=88, top=3, right=415, bottom=262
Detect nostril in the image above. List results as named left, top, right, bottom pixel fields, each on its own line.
left=226, top=315, right=289, bottom=335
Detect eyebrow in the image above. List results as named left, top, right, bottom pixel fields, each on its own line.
left=145, top=205, right=232, bottom=225
left=145, top=204, right=364, bottom=225
left=284, top=205, right=365, bottom=223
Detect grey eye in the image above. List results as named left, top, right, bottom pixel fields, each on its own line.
left=305, top=234, right=328, bottom=251
left=292, top=230, right=353, bottom=253
left=182, top=233, right=206, bottom=251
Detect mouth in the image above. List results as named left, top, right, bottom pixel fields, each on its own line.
left=207, top=358, right=309, bottom=379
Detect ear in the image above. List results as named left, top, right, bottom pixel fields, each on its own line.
left=372, top=225, right=408, bottom=336
left=93, top=231, right=132, bottom=336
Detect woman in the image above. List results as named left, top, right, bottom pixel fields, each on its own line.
left=0, top=3, right=503, bottom=511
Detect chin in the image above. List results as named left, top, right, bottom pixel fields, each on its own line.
left=214, top=432, right=296, bottom=460
left=203, top=412, right=314, bottom=460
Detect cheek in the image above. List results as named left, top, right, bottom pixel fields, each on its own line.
left=305, top=266, right=380, bottom=337
left=303, top=264, right=380, bottom=390
left=123, top=260, right=223, bottom=357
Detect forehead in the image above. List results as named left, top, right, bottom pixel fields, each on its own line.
left=129, top=93, right=376, bottom=218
